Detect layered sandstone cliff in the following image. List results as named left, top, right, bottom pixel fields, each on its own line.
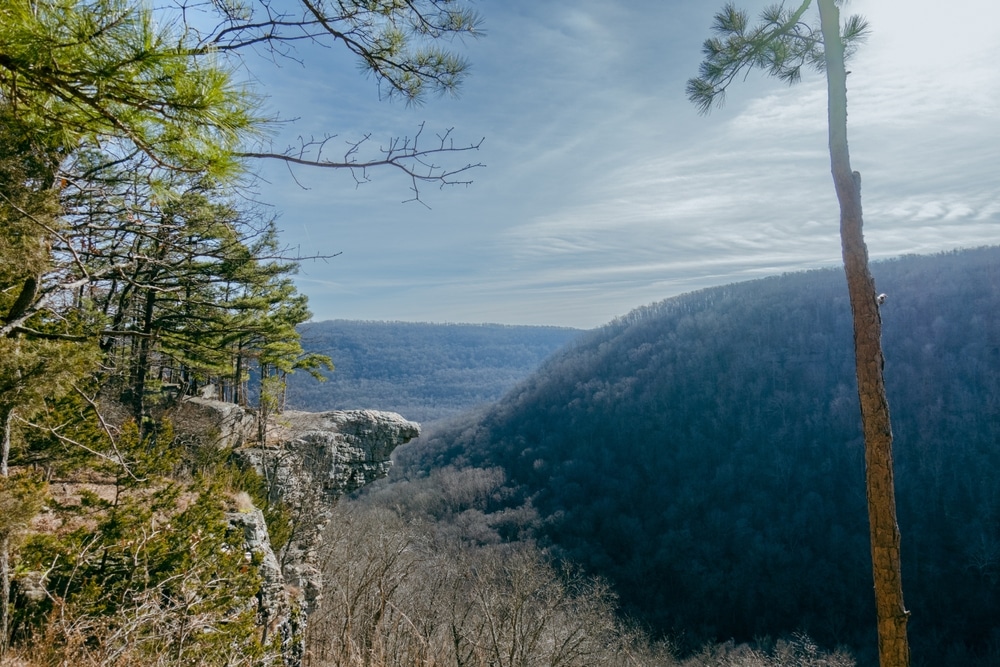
left=171, top=399, right=420, bottom=665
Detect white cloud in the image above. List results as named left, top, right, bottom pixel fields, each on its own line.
left=247, top=0, right=1000, bottom=328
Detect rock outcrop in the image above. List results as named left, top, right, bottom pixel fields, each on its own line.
left=236, top=409, right=421, bottom=610
left=225, top=508, right=298, bottom=659
left=171, top=399, right=420, bottom=665
left=170, top=396, right=258, bottom=449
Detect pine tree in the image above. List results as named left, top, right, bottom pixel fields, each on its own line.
left=688, top=2, right=909, bottom=665
left=0, top=0, right=475, bottom=655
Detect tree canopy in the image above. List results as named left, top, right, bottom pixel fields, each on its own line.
left=0, top=0, right=484, bottom=428
left=0, top=0, right=482, bottom=657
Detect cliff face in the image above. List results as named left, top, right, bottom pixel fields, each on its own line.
left=171, top=396, right=258, bottom=450
left=171, top=400, right=420, bottom=664
left=258, top=409, right=421, bottom=495
left=237, top=409, right=421, bottom=608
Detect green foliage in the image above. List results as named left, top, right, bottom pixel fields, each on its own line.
left=0, top=337, right=101, bottom=486
left=0, top=0, right=481, bottom=659
left=1, top=0, right=478, bottom=426
left=197, top=0, right=481, bottom=103
left=222, top=458, right=294, bottom=555
left=0, top=0, right=261, bottom=176
left=2, top=396, right=288, bottom=661
left=17, top=467, right=270, bottom=664
left=224, top=264, right=332, bottom=407
left=686, top=0, right=870, bottom=114
left=0, top=106, right=102, bottom=462
left=15, top=388, right=172, bottom=483
left=80, top=173, right=328, bottom=415
left=0, top=107, right=59, bottom=289
left=0, top=472, right=45, bottom=542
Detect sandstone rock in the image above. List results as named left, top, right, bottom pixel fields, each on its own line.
left=175, top=398, right=420, bottom=666
left=171, top=396, right=257, bottom=449
left=236, top=409, right=420, bottom=609
left=226, top=508, right=300, bottom=661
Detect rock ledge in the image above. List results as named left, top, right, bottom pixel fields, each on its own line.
left=171, top=400, right=420, bottom=665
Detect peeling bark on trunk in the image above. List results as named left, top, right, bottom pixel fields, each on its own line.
left=817, top=2, right=910, bottom=665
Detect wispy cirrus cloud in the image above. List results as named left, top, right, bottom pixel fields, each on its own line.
left=252, top=0, right=1000, bottom=327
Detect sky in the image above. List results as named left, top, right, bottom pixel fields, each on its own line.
left=244, top=0, right=1000, bottom=329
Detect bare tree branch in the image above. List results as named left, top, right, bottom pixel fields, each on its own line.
left=238, top=123, right=484, bottom=201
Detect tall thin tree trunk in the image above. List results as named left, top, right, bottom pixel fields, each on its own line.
left=131, top=289, right=157, bottom=439
left=1, top=405, right=11, bottom=479
left=233, top=342, right=244, bottom=406
left=0, top=533, right=8, bottom=659
left=0, top=405, right=12, bottom=657
left=817, top=2, right=910, bottom=665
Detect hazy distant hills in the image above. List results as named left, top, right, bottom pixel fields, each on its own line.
left=285, top=321, right=582, bottom=423
left=400, top=246, right=1000, bottom=667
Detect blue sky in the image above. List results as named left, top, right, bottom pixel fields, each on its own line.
left=245, top=0, right=1000, bottom=329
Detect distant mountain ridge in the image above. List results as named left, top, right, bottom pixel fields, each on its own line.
left=286, top=320, right=582, bottom=422
left=401, top=246, right=1000, bottom=667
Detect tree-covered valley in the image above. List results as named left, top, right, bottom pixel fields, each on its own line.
left=382, top=246, right=1000, bottom=667
left=287, top=321, right=581, bottom=422
left=2, top=0, right=997, bottom=665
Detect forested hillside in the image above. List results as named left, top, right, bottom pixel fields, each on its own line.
left=307, top=465, right=856, bottom=667
left=400, top=246, right=1000, bottom=667
left=287, top=321, right=581, bottom=422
